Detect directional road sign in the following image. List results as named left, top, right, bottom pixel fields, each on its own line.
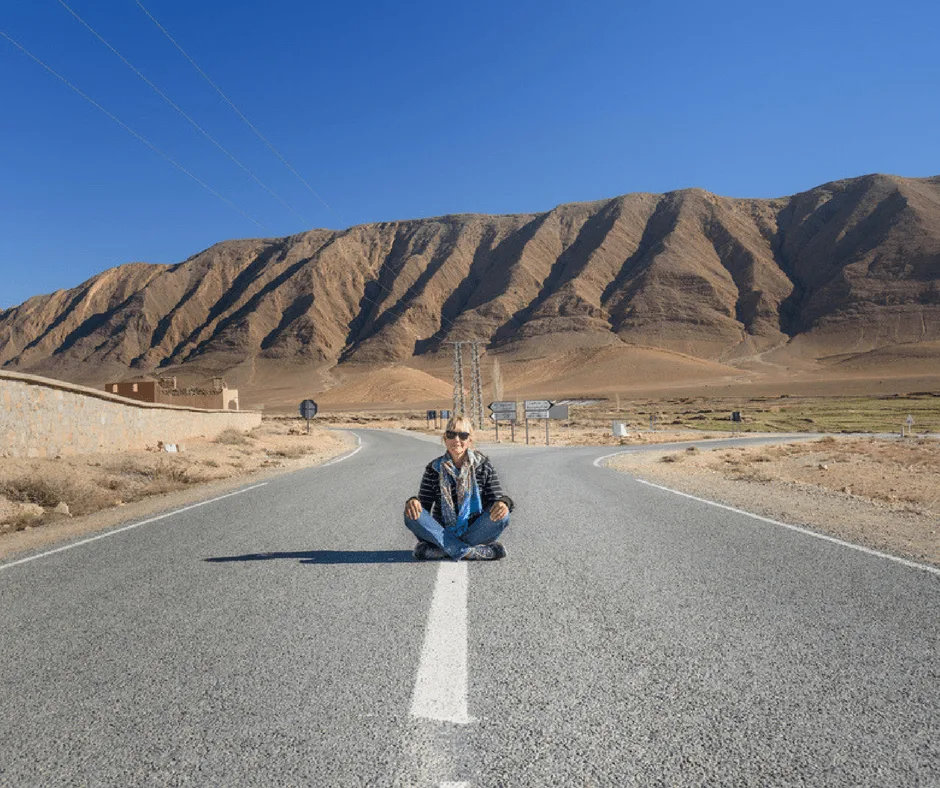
left=299, top=399, right=318, bottom=419
left=524, top=400, right=552, bottom=410
left=525, top=409, right=551, bottom=419
left=490, top=413, right=517, bottom=422
left=489, top=401, right=518, bottom=413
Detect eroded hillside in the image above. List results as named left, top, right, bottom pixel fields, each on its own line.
left=1, top=173, right=938, bottom=388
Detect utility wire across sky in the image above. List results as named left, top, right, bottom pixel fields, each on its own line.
left=2, top=24, right=460, bottom=340
left=56, top=0, right=310, bottom=227
left=132, top=0, right=341, bottom=224
left=0, top=28, right=270, bottom=233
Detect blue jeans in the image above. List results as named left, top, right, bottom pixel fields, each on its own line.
left=404, top=509, right=510, bottom=560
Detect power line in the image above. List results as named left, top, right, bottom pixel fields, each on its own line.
left=56, top=0, right=308, bottom=226
left=132, top=0, right=340, bottom=223
left=0, top=28, right=269, bottom=232
left=130, top=1, right=474, bottom=333
left=4, top=20, right=472, bottom=347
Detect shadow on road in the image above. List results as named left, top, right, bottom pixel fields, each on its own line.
left=205, top=550, right=415, bottom=564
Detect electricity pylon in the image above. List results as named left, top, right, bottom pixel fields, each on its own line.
left=447, top=341, right=485, bottom=428
left=452, top=342, right=466, bottom=415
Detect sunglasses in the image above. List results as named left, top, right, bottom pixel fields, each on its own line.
left=445, top=430, right=471, bottom=441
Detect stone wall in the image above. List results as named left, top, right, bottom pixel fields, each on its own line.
left=0, top=371, right=262, bottom=458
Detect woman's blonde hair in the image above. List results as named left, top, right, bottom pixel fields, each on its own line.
left=443, top=414, right=474, bottom=442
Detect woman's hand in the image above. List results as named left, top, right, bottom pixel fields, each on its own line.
left=405, top=498, right=423, bottom=519
left=490, top=501, right=509, bottom=521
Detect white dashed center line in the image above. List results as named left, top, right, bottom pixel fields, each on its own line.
left=410, top=560, right=472, bottom=724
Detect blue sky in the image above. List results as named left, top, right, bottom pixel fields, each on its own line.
left=1, top=0, right=938, bottom=309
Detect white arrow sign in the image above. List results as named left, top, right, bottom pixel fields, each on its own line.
left=524, top=400, right=552, bottom=410
left=525, top=409, right=551, bottom=419
left=489, top=401, right=517, bottom=412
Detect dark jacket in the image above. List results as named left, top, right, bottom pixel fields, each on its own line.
left=407, top=452, right=514, bottom=524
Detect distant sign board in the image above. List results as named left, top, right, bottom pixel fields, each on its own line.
left=299, top=399, right=318, bottom=419
left=524, top=400, right=552, bottom=410
left=427, top=410, right=436, bottom=420
left=490, top=413, right=517, bottom=422
left=547, top=404, right=569, bottom=419
left=525, top=409, right=551, bottom=420
left=489, top=401, right=518, bottom=413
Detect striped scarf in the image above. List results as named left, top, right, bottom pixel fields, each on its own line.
left=436, top=449, right=482, bottom=538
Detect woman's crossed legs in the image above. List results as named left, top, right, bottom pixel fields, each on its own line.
left=404, top=509, right=509, bottom=560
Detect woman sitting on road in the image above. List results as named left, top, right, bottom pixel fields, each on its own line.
left=404, top=414, right=513, bottom=561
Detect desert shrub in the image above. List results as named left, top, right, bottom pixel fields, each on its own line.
left=269, top=446, right=308, bottom=459
left=0, top=475, right=112, bottom=516
left=1, top=512, right=43, bottom=533
left=103, top=458, right=199, bottom=499
left=685, top=446, right=700, bottom=454
left=660, top=454, right=683, bottom=463
left=203, top=459, right=220, bottom=468
left=735, top=472, right=774, bottom=483
left=1, top=476, right=76, bottom=508
left=215, top=428, right=250, bottom=445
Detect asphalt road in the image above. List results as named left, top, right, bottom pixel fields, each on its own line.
left=1, top=430, right=937, bottom=787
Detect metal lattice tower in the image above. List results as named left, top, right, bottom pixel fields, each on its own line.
left=469, top=342, right=484, bottom=429
left=452, top=342, right=466, bottom=415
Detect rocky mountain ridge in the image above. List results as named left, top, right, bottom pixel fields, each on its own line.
left=2, top=172, right=938, bottom=392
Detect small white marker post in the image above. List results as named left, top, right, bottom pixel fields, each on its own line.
left=903, top=414, right=914, bottom=437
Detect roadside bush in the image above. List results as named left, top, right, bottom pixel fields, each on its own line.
left=215, top=428, right=251, bottom=445
left=269, top=446, right=308, bottom=459
left=0, top=475, right=112, bottom=516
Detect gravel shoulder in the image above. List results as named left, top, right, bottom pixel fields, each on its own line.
left=0, top=420, right=357, bottom=562
left=605, top=436, right=940, bottom=568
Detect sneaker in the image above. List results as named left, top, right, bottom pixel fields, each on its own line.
left=413, top=541, right=447, bottom=560
left=463, top=542, right=506, bottom=561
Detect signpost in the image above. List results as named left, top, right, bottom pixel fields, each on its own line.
left=523, top=399, right=563, bottom=445
left=904, top=414, right=914, bottom=437
left=299, top=399, right=318, bottom=434
left=489, top=401, right=518, bottom=442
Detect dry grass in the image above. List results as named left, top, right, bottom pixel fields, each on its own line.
left=214, top=428, right=252, bottom=445
left=568, top=393, right=940, bottom=436
left=607, top=435, right=940, bottom=566
left=0, top=417, right=349, bottom=539
left=1, top=475, right=114, bottom=518
left=317, top=392, right=938, bottom=448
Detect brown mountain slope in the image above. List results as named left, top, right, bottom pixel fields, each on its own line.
left=1, top=173, right=938, bottom=399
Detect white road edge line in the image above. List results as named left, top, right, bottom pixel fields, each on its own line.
left=410, top=561, right=472, bottom=724
left=593, top=448, right=637, bottom=467
left=439, top=783, right=470, bottom=787
left=0, top=483, right=269, bottom=573
left=319, top=441, right=363, bottom=466
left=634, top=478, right=940, bottom=577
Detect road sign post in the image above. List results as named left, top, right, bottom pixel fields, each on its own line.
left=299, top=399, right=318, bottom=434
left=523, top=400, right=555, bottom=445
left=488, top=401, right=518, bottom=443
